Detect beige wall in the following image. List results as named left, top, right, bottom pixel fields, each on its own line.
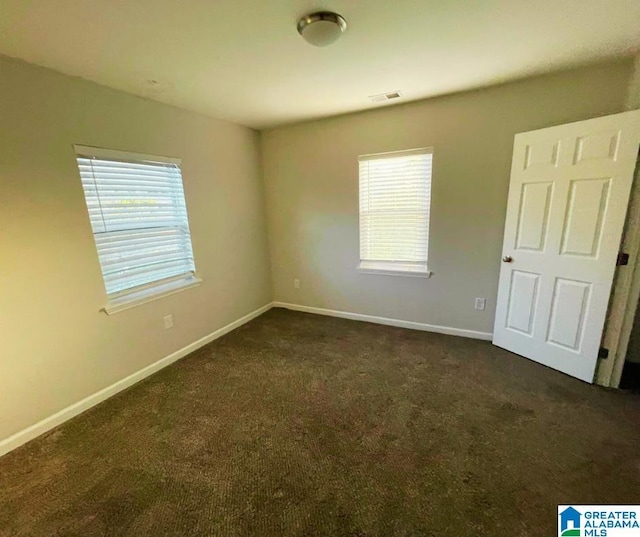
left=626, top=299, right=640, bottom=363
left=626, top=54, right=640, bottom=110
left=0, top=56, right=272, bottom=441
left=623, top=53, right=640, bottom=364
left=261, top=59, right=634, bottom=334
left=1, top=54, right=636, bottom=444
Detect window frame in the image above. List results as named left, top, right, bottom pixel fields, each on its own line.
left=357, top=147, right=433, bottom=278
left=74, top=144, right=201, bottom=314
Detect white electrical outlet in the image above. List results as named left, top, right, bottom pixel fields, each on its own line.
left=163, top=314, right=173, bottom=329
left=293, top=278, right=300, bottom=289
left=475, top=298, right=486, bottom=311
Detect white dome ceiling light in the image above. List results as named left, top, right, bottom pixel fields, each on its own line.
left=297, top=11, right=347, bottom=47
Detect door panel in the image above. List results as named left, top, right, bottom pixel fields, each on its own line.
left=546, top=278, right=590, bottom=351
left=560, top=178, right=610, bottom=257
left=493, top=110, right=640, bottom=382
left=506, top=271, right=540, bottom=335
left=524, top=140, right=561, bottom=170
left=574, top=130, right=620, bottom=164
left=516, top=182, right=553, bottom=251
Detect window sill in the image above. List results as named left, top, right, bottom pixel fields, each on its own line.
left=357, top=262, right=432, bottom=278
left=103, top=276, right=202, bottom=315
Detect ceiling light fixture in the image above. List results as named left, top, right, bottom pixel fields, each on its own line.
left=297, top=11, right=347, bottom=47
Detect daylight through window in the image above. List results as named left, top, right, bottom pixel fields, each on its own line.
left=75, top=145, right=197, bottom=310
left=358, top=147, right=432, bottom=276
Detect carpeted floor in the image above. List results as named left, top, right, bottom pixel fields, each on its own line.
left=1, top=308, right=640, bottom=536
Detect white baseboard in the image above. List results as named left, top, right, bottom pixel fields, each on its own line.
left=1, top=300, right=491, bottom=458
left=0, top=302, right=273, bottom=458
left=272, top=302, right=493, bottom=341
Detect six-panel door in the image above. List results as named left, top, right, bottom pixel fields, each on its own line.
left=493, top=110, right=640, bottom=382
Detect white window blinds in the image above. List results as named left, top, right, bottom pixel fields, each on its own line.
left=75, top=146, right=196, bottom=299
left=358, top=148, right=432, bottom=274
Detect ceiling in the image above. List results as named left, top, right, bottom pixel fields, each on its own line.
left=1, top=0, right=639, bottom=129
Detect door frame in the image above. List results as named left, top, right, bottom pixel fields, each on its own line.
left=596, top=157, right=640, bottom=387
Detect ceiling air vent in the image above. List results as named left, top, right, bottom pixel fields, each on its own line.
left=369, top=91, right=402, bottom=103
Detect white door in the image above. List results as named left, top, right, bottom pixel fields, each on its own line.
left=493, top=110, right=640, bottom=383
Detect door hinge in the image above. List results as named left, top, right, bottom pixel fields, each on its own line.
left=598, top=347, right=609, bottom=359
left=617, top=252, right=629, bottom=266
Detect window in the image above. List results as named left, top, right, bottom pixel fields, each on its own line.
left=74, top=145, right=199, bottom=313
left=358, top=147, right=433, bottom=277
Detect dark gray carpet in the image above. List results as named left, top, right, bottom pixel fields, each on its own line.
left=1, top=308, right=639, bottom=536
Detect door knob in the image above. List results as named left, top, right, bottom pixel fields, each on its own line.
left=502, top=255, right=513, bottom=263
